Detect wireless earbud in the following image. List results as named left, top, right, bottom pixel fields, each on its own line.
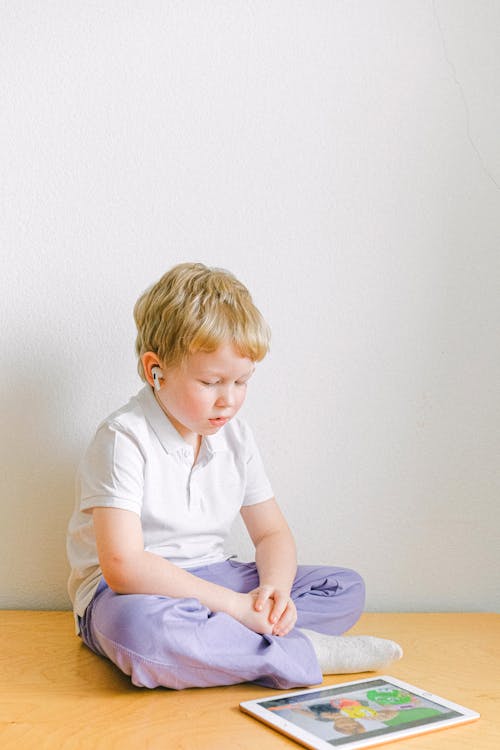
left=151, top=366, right=164, bottom=392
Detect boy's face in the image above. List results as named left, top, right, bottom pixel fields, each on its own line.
left=154, top=342, right=255, bottom=447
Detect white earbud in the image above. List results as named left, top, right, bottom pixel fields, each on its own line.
left=151, top=366, right=164, bottom=391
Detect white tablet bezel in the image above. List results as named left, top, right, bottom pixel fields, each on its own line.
left=240, top=675, right=480, bottom=750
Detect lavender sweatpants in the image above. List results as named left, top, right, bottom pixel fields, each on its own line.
left=79, top=559, right=365, bottom=690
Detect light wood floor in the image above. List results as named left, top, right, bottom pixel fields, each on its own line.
left=0, top=611, right=497, bottom=749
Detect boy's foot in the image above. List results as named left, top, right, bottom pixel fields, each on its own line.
left=300, top=629, right=403, bottom=674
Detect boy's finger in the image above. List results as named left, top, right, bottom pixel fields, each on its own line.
left=269, top=594, right=289, bottom=623
left=273, top=602, right=297, bottom=635
left=253, top=587, right=272, bottom=611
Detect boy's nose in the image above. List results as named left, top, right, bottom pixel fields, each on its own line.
left=215, top=386, right=235, bottom=407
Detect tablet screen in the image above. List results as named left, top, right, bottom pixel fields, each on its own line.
left=248, top=677, right=476, bottom=748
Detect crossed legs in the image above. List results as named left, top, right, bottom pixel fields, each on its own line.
left=80, top=560, right=371, bottom=689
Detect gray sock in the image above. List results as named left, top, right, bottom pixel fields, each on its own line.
left=301, top=630, right=403, bottom=674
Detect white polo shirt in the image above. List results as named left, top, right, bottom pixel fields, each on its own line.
left=66, top=385, right=273, bottom=623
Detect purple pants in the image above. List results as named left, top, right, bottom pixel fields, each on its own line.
left=79, top=559, right=365, bottom=690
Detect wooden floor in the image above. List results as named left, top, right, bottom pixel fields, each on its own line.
left=0, top=611, right=497, bottom=749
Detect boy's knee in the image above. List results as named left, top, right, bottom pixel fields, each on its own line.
left=344, top=568, right=366, bottom=612
left=355, top=571, right=366, bottom=611
left=93, top=593, right=207, bottom=658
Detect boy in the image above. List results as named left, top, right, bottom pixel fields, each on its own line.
left=67, top=262, right=402, bottom=689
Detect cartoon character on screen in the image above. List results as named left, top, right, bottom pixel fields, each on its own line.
left=286, top=701, right=366, bottom=736
left=284, top=701, right=341, bottom=723
left=366, top=689, right=443, bottom=726
left=366, top=688, right=414, bottom=706
left=305, top=700, right=367, bottom=736
left=332, top=698, right=378, bottom=720
left=333, top=715, right=366, bottom=735
left=327, top=697, right=400, bottom=727
left=302, top=702, right=341, bottom=722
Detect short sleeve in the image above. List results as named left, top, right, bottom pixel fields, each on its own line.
left=78, top=422, right=145, bottom=514
left=242, top=424, right=274, bottom=506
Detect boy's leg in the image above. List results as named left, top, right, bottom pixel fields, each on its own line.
left=79, top=560, right=375, bottom=690
left=80, top=566, right=321, bottom=690
left=279, top=565, right=402, bottom=674
left=290, top=564, right=366, bottom=634
left=204, top=561, right=401, bottom=674
left=195, top=560, right=365, bottom=635
left=204, top=559, right=365, bottom=635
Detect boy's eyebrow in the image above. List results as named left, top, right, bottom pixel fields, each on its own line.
left=197, top=365, right=255, bottom=378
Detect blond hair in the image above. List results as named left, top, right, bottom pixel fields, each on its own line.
left=134, top=262, right=270, bottom=380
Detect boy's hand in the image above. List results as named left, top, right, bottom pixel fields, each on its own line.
left=229, top=592, right=276, bottom=635
left=250, top=585, right=297, bottom=637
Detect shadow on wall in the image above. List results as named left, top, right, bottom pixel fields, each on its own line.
left=1, top=350, right=79, bottom=610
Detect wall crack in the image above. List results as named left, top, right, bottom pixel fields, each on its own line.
left=432, top=0, right=500, bottom=191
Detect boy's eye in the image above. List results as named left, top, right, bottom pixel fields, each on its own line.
left=200, top=380, right=248, bottom=387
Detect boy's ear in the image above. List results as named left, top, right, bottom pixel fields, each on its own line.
left=141, top=352, right=164, bottom=389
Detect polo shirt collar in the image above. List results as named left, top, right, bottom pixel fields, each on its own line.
left=136, top=385, right=228, bottom=456
left=137, top=385, right=188, bottom=455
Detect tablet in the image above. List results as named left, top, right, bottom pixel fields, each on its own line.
left=240, top=676, right=479, bottom=749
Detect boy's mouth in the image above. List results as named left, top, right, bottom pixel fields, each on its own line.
left=208, top=417, right=229, bottom=427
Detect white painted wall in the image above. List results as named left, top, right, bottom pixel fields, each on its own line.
left=1, top=1, right=499, bottom=612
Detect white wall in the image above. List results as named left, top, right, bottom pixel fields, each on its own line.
left=1, top=1, right=499, bottom=612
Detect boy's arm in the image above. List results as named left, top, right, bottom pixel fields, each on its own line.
left=92, top=507, right=275, bottom=634
left=240, top=498, right=298, bottom=636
